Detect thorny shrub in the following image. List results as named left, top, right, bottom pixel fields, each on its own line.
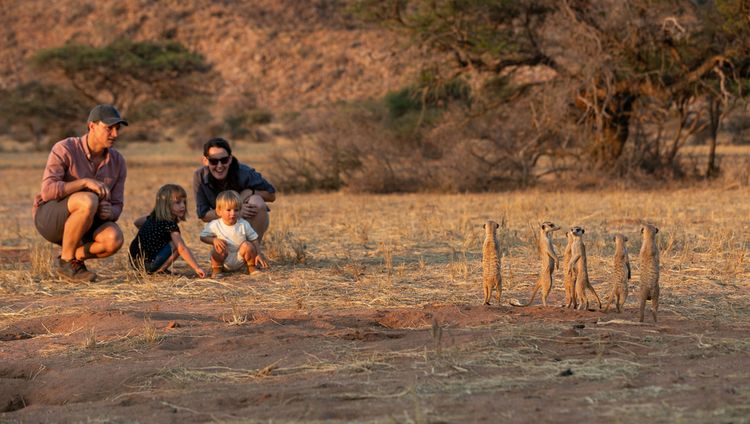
left=271, top=82, right=575, bottom=193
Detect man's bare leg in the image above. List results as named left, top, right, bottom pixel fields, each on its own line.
left=61, top=192, right=98, bottom=261
left=76, top=222, right=124, bottom=260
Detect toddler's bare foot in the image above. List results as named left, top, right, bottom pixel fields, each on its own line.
left=211, top=267, right=225, bottom=279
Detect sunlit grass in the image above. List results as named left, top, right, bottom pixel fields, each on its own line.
left=1, top=144, right=749, bottom=422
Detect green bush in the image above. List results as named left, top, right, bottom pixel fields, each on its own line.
left=385, top=74, right=470, bottom=120
left=385, top=88, right=422, bottom=120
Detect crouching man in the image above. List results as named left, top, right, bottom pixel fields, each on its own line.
left=32, top=104, right=128, bottom=281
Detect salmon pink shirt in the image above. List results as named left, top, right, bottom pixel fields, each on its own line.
left=33, top=134, right=127, bottom=220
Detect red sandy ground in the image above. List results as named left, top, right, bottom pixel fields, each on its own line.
left=1, top=291, right=748, bottom=423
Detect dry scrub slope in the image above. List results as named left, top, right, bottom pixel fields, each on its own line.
left=0, top=0, right=428, bottom=111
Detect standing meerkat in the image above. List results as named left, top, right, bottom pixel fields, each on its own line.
left=482, top=220, right=502, bottom=305
left=567, top=226, right=602, bottom=311
left=561, top=228, right=578, bottom=309
left=511, top=221, right=560, bottom=307
left=638, top=224, right=660, bottom=323
left=605, top=233, right=631, bottom=313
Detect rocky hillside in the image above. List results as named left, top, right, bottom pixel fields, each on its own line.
left=0, top=0, right=429, bottom=112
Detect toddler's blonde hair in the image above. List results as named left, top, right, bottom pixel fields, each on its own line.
left=215, top=190, right=240, bottom=212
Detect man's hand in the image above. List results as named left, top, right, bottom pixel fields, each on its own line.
left=85, top=178, right=110, bottom=200
left=97, top=200, right=113, bottom=220
left=241, top=199, right=259, bottom=220
left=213, top=238, right=227, bottom=255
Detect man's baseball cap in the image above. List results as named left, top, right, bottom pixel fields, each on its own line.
left=87, top=104, right=128, bottom=126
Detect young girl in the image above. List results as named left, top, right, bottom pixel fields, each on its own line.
left=129, top=184, right=206, bottom=277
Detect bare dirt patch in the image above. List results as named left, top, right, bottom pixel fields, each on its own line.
left=1, top=292, right=749, bottom=423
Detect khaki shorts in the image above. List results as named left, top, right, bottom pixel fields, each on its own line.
left=34, top=198, right=107, bottom=245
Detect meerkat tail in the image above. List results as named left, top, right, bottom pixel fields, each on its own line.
left=603, top=294, right=613, bottom=312
left=510, top=283, right=541, bottom=307
left=589, top=285, right=602, bottom=310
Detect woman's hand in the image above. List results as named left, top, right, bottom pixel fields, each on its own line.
left=241, top=199, right=259, bottom=220
left=195, top=267, right=206, bottom=278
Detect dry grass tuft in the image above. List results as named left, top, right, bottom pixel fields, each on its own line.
left=222, top=302, right=249, bottom=325
left=264, top=228, right=308, bottom=264
left=83, top=327, right=97, bottom=350
left=141, top=316, right=161, bottom=344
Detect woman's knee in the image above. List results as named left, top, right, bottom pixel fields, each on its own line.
left=239, top=189, right=257, bottom=204
left=248, top=195, right=268, bottom=213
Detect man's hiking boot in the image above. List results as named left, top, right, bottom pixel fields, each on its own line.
left=57, top=258, right=96, bottom=282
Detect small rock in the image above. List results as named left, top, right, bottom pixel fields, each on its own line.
left=559, top=368, right=574, bottom=377
left=559, top=328, right=581, bottom=338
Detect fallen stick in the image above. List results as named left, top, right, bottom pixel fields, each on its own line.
left=596, top=319, right=652, bottom=326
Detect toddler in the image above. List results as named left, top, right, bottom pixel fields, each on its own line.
left=200, top=190, right=269, bottom=277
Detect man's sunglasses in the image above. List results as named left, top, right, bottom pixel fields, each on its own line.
left=207, top=156, right=231, bottom=165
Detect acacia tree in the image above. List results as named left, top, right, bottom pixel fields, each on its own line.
left=0, top=82, right=89, bottom=150
left=565, top=0, right=748, bottom=173
left=32, top=40, right=214, bottom=118
left=354, top=0, right=750, bottom=176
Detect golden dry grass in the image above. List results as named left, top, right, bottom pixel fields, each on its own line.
left=1, top=142, right=749, bottom=422
left=3, top=173, right=748, bottom=316
left=1, top=143, right=749, bottom=320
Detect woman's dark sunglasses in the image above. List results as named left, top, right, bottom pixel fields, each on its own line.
left=207, top=156, right=231, bottom=165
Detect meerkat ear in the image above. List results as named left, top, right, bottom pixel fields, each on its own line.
left=654, top=227, right=659, bottom=234
left=640, top=227, right=644, bottom=234
left=624, top=236, right=628, bottom=242
left=581, top=228, right=585, bottom=234
left=483, top=223, right=486, bottom=229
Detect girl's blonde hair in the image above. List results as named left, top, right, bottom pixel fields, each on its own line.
left=153, top=184, right=188, bottom=222
left=215, top=190, right=240, bottom=211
